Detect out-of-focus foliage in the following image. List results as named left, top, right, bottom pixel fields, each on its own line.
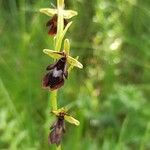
left=0, top=0, right=150, bottom=150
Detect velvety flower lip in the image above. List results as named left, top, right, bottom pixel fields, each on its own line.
left=42, top=55, right=68, bottom=91
left=46, top=14, right=68, bottom=36
left=49, top=115, right=65, bottom=146
left=46, top=14, right=57, bottom=35
left=48, top=108, right=79, bottom=146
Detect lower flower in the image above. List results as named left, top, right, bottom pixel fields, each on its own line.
left=48, top=108, right=80, bottom=146
left=49, top=115, right=65, bottom=146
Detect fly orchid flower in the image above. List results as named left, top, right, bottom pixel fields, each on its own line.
left=49, top=108, right=80, bottom=145
left=42, top=39, right=83, bottom=91
left=42, top=53, right=68, bottom=90
left=40, top=2, right=77, bottom=36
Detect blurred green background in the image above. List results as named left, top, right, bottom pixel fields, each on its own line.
left=0, top=0, right=150, bottom=149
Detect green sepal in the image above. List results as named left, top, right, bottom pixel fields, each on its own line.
left=52, top=108, right=80, bottom=126
left=62, top=10, right=78, bottom=19
left=43, top=49, right=63, bottom=59
left=39, top=8, right=57, bottom=16
left=68, top=56, right=79, bottom=73
left=68, top=56, right=83, bottom=69
left=64, top=115, right=80, bottom=126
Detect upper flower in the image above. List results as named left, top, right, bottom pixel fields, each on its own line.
left=40, top=3, right=77, bottom=36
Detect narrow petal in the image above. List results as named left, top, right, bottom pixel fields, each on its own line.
left=62, top=10, right=78, bottom=19
left=39, top=8, right=57, bottom=16
left=43, top=49, right=63, bottom=59
left=64, top=115, right=80, bottom=126
left=67, top=56, right=83, bottom=69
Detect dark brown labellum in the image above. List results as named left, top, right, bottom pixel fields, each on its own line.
left=46, top=14, right=68, bottom=35
left=42, top=55, right=68, bottom=90
left=48, top=116, right=65, bottom=146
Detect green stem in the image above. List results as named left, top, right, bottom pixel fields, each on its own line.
left=51, top=1, right=65, bottom=150
left=56, top=145, right=61, bottom=150
left=57, top=0, right=64, bottom=9
left=50, top=90, right=57, bottom=110
left=52, top=0, right=64, bottom=112
left=56, top=0, right=64, bottom=51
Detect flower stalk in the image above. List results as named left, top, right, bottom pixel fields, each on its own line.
left=40, top=0, right=82, bottom=149
left=55, top=0, right=64, bottom=51
left=50, top=90, right=57, bottom=111
left=51, top=0, right=64, bottom=113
